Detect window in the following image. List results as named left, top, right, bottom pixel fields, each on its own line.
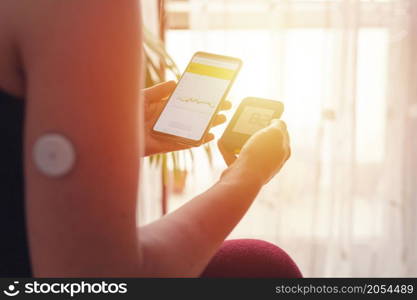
left=163, top=0, right=413, bottom=276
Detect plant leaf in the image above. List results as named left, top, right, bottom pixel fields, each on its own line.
left=204, top=143, right=213, bottom=168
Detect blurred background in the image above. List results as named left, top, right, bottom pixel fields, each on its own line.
left=140, top=0, right=417, bottom=277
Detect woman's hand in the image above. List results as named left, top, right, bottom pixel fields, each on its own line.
left=139, top=121, right=290, bottom=277
left=143, top=81, right=231, bottom=156
left=218, top=119, right=291, bottom=187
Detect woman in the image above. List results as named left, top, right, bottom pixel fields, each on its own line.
left=0, top=0, right=299, bottom=277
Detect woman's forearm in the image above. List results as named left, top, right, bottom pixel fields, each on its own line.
left=138, top=163, right=264, bottom=277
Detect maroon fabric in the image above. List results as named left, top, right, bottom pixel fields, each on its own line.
left=201, top=239, right=302, bottom=278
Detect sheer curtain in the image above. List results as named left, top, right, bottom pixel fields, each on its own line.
left=162, top=0, right=417, bottom=277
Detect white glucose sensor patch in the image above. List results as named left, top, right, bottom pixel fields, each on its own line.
left=33, top=134, right=76, bottom=177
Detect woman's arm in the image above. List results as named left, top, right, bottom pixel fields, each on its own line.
left=140, top=120, right=290, bottom=277
left=139, top=169, right=262, bottom=277
left=17, top=0, right=289, bottom=277
left=20, top=0, right=143, bottom=276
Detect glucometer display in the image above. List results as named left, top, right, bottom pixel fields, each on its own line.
left=153, top=55, right=240, bottom=141
left=232, top=106, right=275, bottom=135
left=220, top=97, right=284, bottom=153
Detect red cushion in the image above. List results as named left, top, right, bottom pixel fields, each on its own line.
left=201, top=239, right=302, bottom=278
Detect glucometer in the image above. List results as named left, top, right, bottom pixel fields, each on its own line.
left=220, top=97, right=284, bottom=153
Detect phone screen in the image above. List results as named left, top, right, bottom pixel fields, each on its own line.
left=153, top=54, right=241, bottom=141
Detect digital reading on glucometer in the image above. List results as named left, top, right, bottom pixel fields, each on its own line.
left=153, top=52, right=241, bottom=145
left=232, top=106, right=276, bottom=135
left=221, top=97, right=284, bottom=153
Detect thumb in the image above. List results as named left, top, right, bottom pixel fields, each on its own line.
left=142, top=80, right=176, bottom=101
left=269, top=119, right=286, bottom=129
left=268, top=119, right=290, bottom=144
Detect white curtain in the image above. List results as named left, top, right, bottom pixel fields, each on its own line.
left=162, top=0, right=417, bottom=277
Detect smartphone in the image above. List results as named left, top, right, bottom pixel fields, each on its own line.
left=152, top=52, right=242, bottom=146
left=220, top=97, right=284, bottom=153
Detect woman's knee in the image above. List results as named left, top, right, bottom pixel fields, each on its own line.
left=201, top=239, right=302, bottom=278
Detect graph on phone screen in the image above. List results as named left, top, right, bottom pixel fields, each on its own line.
left=153, top=55, right=240, bottom=141
left=178, top=97, right=215, bottom=108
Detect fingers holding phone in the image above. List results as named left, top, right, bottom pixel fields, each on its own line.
left=143, top=77, right=233, bottom=155
left=152, top=52, right=242, bottom=146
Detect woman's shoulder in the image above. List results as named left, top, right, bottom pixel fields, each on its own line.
left=0, top=0, right=141, bottom=98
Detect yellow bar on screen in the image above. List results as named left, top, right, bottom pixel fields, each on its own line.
left=186, top=62, right=235, bottom=80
